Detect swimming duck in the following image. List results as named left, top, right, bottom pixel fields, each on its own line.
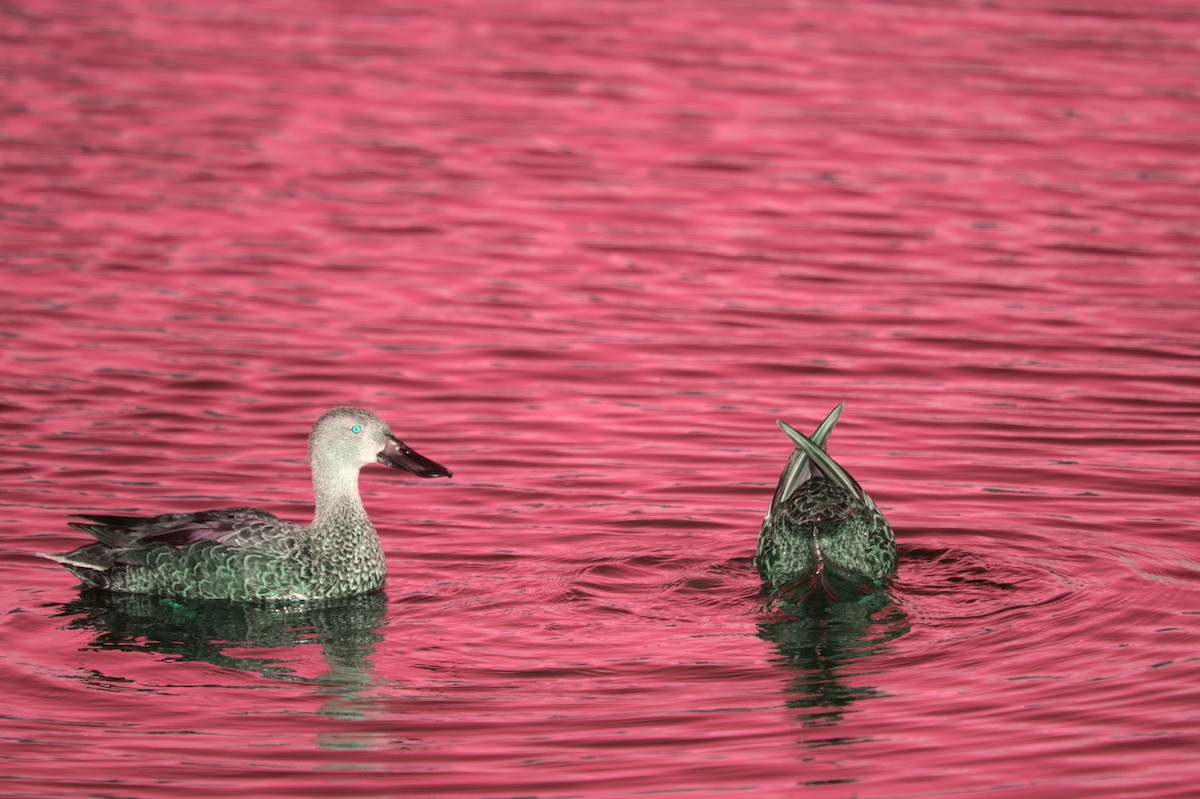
left=755, top=404, right=896, bottom=598
left=41, top=407, right=452, bottom=601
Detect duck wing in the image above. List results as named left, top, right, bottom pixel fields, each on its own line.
left=765, top=403, right=844, bottom=524
left=67, top=508, right=294, bottom=552
left=775, top=420, right=868, bottom=502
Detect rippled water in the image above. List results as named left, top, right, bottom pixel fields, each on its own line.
left=3, top=0, right=1199, bottom=797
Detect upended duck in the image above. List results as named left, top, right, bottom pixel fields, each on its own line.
left=755, top=404, right=896, bottom=598
left=41, top=407, right=452, bottom=601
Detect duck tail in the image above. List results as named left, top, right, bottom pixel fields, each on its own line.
left=41, top=517, right=143, bottom=585
left=38, top=545, right=117, bottom=588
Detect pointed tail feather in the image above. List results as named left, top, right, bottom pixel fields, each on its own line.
left=39, top=544, right=117, bottom=572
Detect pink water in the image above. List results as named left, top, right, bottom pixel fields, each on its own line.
left=2, top=0, right=1199, bottom=796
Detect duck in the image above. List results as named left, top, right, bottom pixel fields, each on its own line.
left=754, top=404, right=896, bottom=599
left=40, top=407, right=452, bottom=601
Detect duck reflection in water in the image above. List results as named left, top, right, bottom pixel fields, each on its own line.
left=755, top=405, right=906, bottom=730
left=52, top=589, right=388, bottom=702
left=758, top=591, right=908, bottom=729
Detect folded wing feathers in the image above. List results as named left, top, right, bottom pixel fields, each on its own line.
left=765, top=403, right=845, bottom=522
left=65, top=510, right=251, bottom=551
left=776, top=418, right=865, bottom=502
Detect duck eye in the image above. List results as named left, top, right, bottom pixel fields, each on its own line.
left=351, top=425, right=362, bottom=434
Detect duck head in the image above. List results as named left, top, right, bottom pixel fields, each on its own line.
left=309, top=406, right=452, bottom=479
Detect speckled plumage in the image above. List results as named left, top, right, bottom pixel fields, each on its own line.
left=42, top=407, right=452, bottom=601
left=755, top=404, right=896, bottom=598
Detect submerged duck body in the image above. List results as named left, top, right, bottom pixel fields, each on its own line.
left=755, top=404, right=896, bottom=598
left=41, top=407, right=452, bottom=601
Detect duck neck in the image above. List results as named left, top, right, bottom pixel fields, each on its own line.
left=307, top=461, right=387, bottom=593
left=310, top=462, right=370, bottom=532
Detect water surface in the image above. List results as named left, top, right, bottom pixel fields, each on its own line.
left=2, top=0, right=1198, bottom=797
